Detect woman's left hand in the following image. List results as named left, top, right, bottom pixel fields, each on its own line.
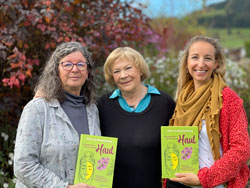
left=170, top=173, right=201, bottom=186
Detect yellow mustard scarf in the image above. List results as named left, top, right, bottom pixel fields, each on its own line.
left=169, top=74, right=227, bottom=161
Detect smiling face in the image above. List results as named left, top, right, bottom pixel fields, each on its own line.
left=187, top=41, right=218, bottom=90
left=112, top=58, right=142, bottom=94
left=58, top=51, right=88, bottom=95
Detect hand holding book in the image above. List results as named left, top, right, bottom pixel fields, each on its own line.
left=170, top=173, right=201, bottom=186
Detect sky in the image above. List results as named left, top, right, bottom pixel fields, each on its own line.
left=129, top=0, right=226, bottom=18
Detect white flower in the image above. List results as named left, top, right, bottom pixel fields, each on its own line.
left=8, top=159, right=13, bottom=165
left=12, top=178, right=17, bottom=183
left=1, top=132, right=9, bottom=141
left=9, top=152, right=14, bottom=160
left=225, top=59, right=248, bottom=89
left=3, top=183, right=8, bottom=188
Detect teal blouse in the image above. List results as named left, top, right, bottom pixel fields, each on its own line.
left=109, top=84, right=160, bottom=112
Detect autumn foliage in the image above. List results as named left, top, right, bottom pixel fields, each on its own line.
left=0, top=0, right=152, bottom=127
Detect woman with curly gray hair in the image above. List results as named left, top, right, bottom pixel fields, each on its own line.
left=14, top=42, right=101, bottom=188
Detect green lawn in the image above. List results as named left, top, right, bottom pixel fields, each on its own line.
left=206, top=28, right=250, bottom=49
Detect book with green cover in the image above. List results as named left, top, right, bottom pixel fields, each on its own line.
left=161, top=126, right=199, bottom=178
left=74, top=134, right=118, bottom=187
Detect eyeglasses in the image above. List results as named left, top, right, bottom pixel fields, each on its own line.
left=60, top=61, right=89, bottom=71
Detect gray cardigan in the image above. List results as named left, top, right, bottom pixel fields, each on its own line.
left=14, top=98, right=101, bottom=188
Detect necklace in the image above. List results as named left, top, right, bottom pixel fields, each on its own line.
left=123, top=86, right=147, bottom=108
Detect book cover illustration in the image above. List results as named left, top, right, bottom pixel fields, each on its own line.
left=161, top=126, right=199, bottom=179
left=74, top=134, right=118, bottom=188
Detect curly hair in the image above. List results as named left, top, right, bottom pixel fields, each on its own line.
left=176, top=35, right=226, bottom=98
left=34, top=42, right=96, bottom=104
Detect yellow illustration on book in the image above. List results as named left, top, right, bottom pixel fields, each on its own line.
left=164, top=143, right=179, bottom=177
left=168, top=152, right=178, bottom=170
left=79, top=151, right=95, bottom=183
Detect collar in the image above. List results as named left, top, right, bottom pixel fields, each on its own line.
left=109, top=84, right=160, bottom=99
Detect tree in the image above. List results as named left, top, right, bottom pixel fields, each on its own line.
left=0, top=0, right=152, bottom=128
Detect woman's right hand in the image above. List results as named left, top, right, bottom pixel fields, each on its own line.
left=67, top=184, right=97, bottom=188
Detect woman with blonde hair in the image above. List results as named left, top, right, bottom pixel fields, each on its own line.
left=163, top=36, right=250, bottom=188
left=97, top=47, right=175, bottom=188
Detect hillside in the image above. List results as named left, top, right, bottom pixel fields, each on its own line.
left=206, top=28, right=250, bottom=49
left=186, top=0, right=250, bottom=28
left=182, top=0, right=250, bottom=49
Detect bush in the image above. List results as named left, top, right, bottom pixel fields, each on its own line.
left=0, top=0, right=154, bottom=129
left=0, top=125, right=16, bottom=187
left=0, top=0, right=151, bottom=122
left=145, top=55, right=179, bottom=98
left=225, top=58, right=250, bottom=127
